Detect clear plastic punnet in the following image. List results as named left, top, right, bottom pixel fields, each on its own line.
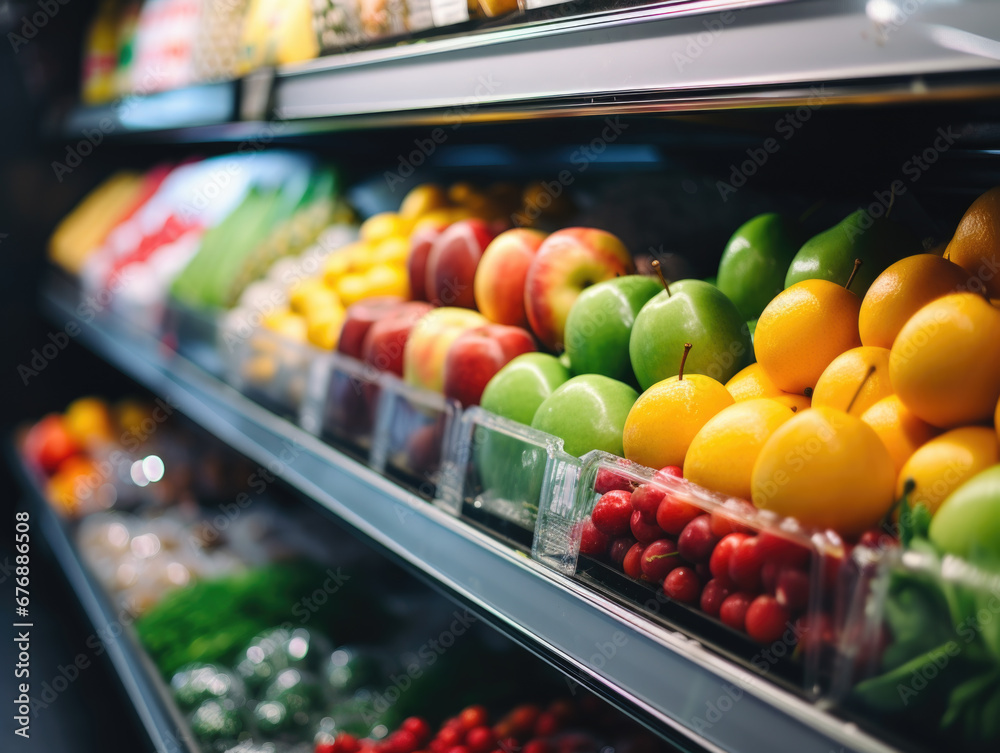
left=299, top=351, right=382, bottom=463
left=220, top=324, right=318, bottom=419
left=442, top=407, right=581, bottom=548
left=161, top=297, right=223, bottom=376
left=832, top=544, right=1000, bottom=752
left=533, top=450, right=847, bottom=696
left=369, top=373, right=461, bottom=501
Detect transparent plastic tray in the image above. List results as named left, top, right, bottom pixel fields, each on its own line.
left=161, top=297, right=223, bottom=377
left=533, top=450, right=847, bottom=696
left=441, top=407, right=579, bottom=548
left=833, top=544, right=1000, bottom=752
left=369, top=374, right=460, bottom=501
left=300, top=351, right=382, bottom=463
left=221, top=325, right=319, bottom=419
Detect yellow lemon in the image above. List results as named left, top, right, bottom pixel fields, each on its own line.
left=399, top=184, right=450, bottom=220
left=64, top=397, right=115, bottom=446
left=897, top=426, right=999, bottom=515
left=889, top=293, right=1000, bottom=427
left=725, top=363, right=811, bottom=410
left=364, top=264, right=409, bottom=299
left=289, top=277, right=341, bottom=317
left=859, top=254, right=971, bottom=348
left=371, top=235, right=411, bottom=267
left=771, top=393, right=812, bottom=411
left=306, top=306, right=347, bottom=350
left=360, top=212, right=410, bottom=242
left=751, top=406, right=895, bottom=537
left=684, top=398, right=797, bottom=500
left=754, top=279, right=862, bottom=395
left=261, top=311, right=308, bottom=344
left=334, top=273, right=370, bottom=307
left=812, top=346, right=893, bottom=416
left=945, top=186, right=1000, bottom=297
left=623, top=374, right=733, bottom=469
left=860, top=395, right=939, bottom=475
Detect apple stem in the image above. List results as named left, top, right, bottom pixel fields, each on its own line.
left=846, top=365, right=876, bottom=414
left=845, top=258, right=863, bottom=291
left=678, top=343, right=693, bottom=380
left=803, top=387, right=813, bottom=398
left=651, top=259, right=671, bottom=296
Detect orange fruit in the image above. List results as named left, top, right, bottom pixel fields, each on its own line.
left=754, top=279, right=862, bottom=395
left=725, top=366, right=812, bottom=410
left=859, top=254, right=971, bottom=348
left=945, top=187, right=1000, bottom=297
left=897, top=426, right=999, bottom=516
left=812, top=346, right=893, bottom=416
left=889, top=293, right=1000, bottom=428
left=860, top=395, right=939, bottom=475
left=684, top=399, right=796, bottom=500
left=751, top=406, right=896, bottom=537
left=623, top=374, right=733, bottom=469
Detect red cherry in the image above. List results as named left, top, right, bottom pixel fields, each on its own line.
left=655, top=493, right=701, bottom=535
left=446, top=747, right=470, bottom=753
left=523, top=741, right=555, bottom=753
left=336, top=734, right=360, bottom=753
left=728, top=535, right=765, bottom=591
left=757, top=530, right=810, bottom=568
left=595, top=459, right=635, bottom=494
left=317, top=743, right=336, bottom=753
left=533, top=711, right=560, bottom=737
left=608, top=537, right=635, bottom=566
left=794, top=612, right=835, bottom=655
left=402, top=718, right=431, bottom=744
left=546, top=699, right=574, bottom=723
left=709, top=532, right=748, bottom=587
left=677, top=514, right=719, bottom=563
left=436, top=728, right=463, bottom=749
left=699, top=578, right=731, bottom=617
left=653, top=465, right=683, bottom=481
left=591, top=490, right=633, bottom=536
left=631, top=484, right=665, bottom=516
left=858, top=528, right=897, bottom=550
left=709, top=498, right=756, bottom=537
left=745, top=595, right=791, bottom=644
left=719, top=592, right=753, bottom=631
left=506, top=704, right=539, bottom=735
left=388, top=730, right=420, bottom=753
left=775, top=567, right=811, bottom=614
left=464, top=727, right=495, bottom=753
left=578, top=520, right=610, bottom=557
left=640, top=539, right=681, bottom=581
left=630, top=509, right=662, bottom=544
left=760, top=561, right=780, bottom=594
left=623, top=542, right=645, bottom=579
left=663, top=566, right=701, bottom=603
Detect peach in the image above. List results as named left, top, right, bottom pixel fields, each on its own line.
left=425, top=219, right=498, bottom=308
left=474, top=229, right=547, bottom=327
left=403, top=307, right=488, bottom=393
left=443, top=324, right=537, bottom=407
left=524, top=227, right=634, bottom=351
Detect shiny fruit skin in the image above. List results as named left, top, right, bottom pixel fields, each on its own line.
left=719, top=592, right=753, bottom=631
left=623, top=542, right=645, bottom=578
left=663, top=567, right=702, bottom=603
left=930, top=463, right=1000, bottom=564
left=896, top=426, right=999, bottom=516
left=474, top=229, right=547, bottom=327
left=859, top=254, right=972, bottom=348
left=725, top=363, right=780, bottom=401
left=531, top=375, right=638, bottom=458
left=709, top=498, right=756, bottom=537
left=750, top=406, right=896, bottom=537
left=889, top=293, right=1000, bottom=428
left=945, top=186, right=1000, bottom=297
left=683, top=398, right=796, bottom=500
left=728, top=536, right=765, bottom=591
left=591, top=490, right=633, bottom=537
left=811, top=346, right=893, bottom=416
left=860, top=395, right=939, bottom=475
left=717, top=213, right=801, bottom=321
left=656, top=493, right=702, bottom=535
left=745, top=595, right=791, bottom=644
left=774, top=567, right=810, bottom=614
left=754, top=279, right=862, bottom=394
left=677, top=515, right=719, bottom=563
left=630, top=510, right=663, bottom=544
left=709, top=532, right=749, bottom=587
left=578, top=520, right=610, bottom=557
left=631, top=484, right=664, bottom=516
left=641, top=538, right=682, bottom=581
left=609, top=537, right=635, bottom=566
left=623, top=374, right=734, bottom=469
left=700, top=579, right=732, bottom=617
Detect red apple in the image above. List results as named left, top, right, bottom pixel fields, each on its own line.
left=361, top=301, right=433, bottom=377
left=474, top=228, right=547, bottom=327
left=24, top=414, right=82, bottom=474
left=337, top=296, right=405, bottom=359
left=523, top=228, right=634, bottom=351
left=403, top=307, right=488, bottom=393
left=407, top=220, right=450, bottom=301
left=425, top=219, right=499, bottom=309
left=442, top=324, right=537, bottom=407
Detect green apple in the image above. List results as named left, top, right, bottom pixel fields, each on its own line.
left=629, top=279, right=753, bottom=391
left=480, top=353, right=571, bottom=425
left=531, top=375, right=638, bottom=458
left=785, top=210, right=919, bottom=297
left=930, top=463, right=1000, bottom=568
left=564, top=275, right=662, bottom=385
left=717, top=213, right=799, bottom=320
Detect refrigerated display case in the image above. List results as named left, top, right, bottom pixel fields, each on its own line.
left=5, top=1, right=1000, bottom=752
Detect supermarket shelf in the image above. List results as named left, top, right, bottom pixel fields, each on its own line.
left=8, top=446, right=200, bottom=753
left=40, top=281, right=898, bottom=753
left=59, top=0, right=1000, bottom=139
